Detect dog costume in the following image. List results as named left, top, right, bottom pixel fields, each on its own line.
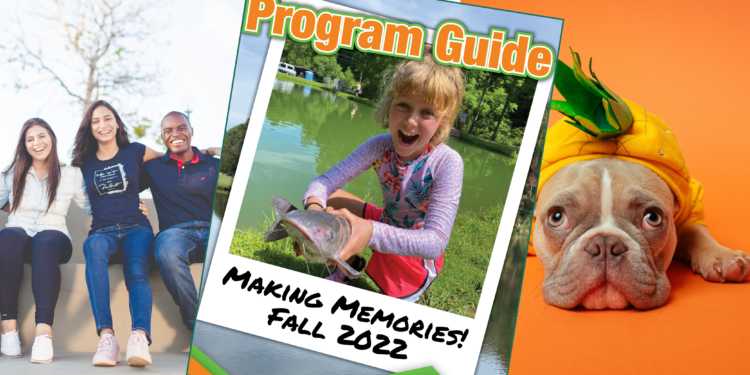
left=528, top=50, right=706, bottom=255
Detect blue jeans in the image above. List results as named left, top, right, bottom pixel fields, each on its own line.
left=83, top=224, right=154, bottom=343
left=153, top=221, right=208, bottom=331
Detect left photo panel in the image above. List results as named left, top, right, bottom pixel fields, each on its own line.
left=0, top=0, right=242, bottom=373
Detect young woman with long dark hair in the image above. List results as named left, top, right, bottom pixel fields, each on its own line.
left=70, top=100, right=168, bottom=367
left=0, top=118, right=147, bottom=364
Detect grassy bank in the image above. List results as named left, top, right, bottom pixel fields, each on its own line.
left=217, top=173, right=233, bottom=191
left=460, top=130, right=519, bottom=156
left=229, top=204, right=502, bottom=318
left=275, top=73, right=376, bottom=106
left=417, top=204, right=502, bottom=316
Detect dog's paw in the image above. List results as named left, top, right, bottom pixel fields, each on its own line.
left=692, top=248, right=750, bottom=283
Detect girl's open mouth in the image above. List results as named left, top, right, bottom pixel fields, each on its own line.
left=398, top=130, right=419, bottom=146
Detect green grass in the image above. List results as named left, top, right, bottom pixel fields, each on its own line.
left=417, top=204, right=502, bottom=317
left=228, top=204, right=502, bottom=318
left=217, top=173, right=233, bottom=191
left=275, top=73, right=376, bottom=106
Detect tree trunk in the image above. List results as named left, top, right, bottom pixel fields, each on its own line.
left=83, top=60, right=97, bottom=115
left=491, top=78, right=518, bottom=142
left=468, top=74, right=494, bottom=134
left=491, top=94, right=512, bottom=142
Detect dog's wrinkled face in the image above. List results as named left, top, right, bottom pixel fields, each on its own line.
left=533, top=158, right=678, bottom=310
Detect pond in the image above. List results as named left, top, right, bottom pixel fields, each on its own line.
left=234, top=79, right=519, bottom=231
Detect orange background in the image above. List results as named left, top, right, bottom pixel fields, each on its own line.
left=461, top=0, right=750, bottom=374
left=463, top=0, right=749, bottom=249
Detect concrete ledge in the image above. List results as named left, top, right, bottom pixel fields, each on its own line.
left=0, top=352, right=189, bottom=375
left=15, top=263, right=203, bottom=353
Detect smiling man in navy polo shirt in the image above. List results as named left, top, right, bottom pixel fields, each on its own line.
left=140, top=111, right=220, bottom=331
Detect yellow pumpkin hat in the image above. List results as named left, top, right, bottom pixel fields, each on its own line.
left=528, top=49, right=707, bottom=256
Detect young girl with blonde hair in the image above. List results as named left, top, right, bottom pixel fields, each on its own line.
left=303, top=46, right=464, bottom=301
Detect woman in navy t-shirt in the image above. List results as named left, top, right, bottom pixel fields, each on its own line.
left=71, top=100, right=164, bottom=367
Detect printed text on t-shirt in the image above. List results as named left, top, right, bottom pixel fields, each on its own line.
left=94, top=164, right=128, bottom=195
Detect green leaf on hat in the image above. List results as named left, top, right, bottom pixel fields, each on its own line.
left=551, top=48, right=633, bottom=139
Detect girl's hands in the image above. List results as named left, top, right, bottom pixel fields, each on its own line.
left=139, top=200, right=149, bottom=218
left=304, top=197, right=325, bottom=211
left=292, top=198, right=326, bottom=256
left=325, top=207, right=372, bottom=264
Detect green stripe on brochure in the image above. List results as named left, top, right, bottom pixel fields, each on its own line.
left=191, top=345, right=229, bottom=375
left=393, top=366, right=441, bottom=375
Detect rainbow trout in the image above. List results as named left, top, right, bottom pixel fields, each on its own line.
left=264, top=195, right=360, bottom=279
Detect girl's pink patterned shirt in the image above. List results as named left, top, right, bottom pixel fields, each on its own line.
left=304, top=134, right=463, bottom=259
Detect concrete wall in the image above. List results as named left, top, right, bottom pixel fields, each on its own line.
left=1, top=200, right=201, bottom=353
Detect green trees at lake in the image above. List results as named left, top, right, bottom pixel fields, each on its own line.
left=280, top=35, right=537, bottom=150
left=220, top=121, right=248, bottom=176
left=462, top=70, right=537, bottom=148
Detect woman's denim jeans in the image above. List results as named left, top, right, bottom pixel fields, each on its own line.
left=83, top=224, right=154, bottom=343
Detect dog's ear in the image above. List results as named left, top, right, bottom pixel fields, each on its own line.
left=673, top=192, right=680, bottom=216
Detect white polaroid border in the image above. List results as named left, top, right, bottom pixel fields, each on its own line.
left=198, top=1, right=553, bottom=373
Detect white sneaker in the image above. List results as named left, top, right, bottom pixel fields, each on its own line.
left=126, top=331, right=151, bottom=367
left=1, top=329, right=22, bottom=358
left=30, top=334, right=53, bottom=363
left=92, top=333, right=121, bottom=366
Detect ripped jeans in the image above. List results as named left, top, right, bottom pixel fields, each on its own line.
left=83, top=224, right=154, bottom=343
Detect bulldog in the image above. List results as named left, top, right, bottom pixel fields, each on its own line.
left=531, top=53, right=750, bottom=310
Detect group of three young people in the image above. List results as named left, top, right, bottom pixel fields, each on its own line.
left=0, top=100, right=220, bottom=367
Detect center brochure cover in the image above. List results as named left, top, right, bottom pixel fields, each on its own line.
left=195, top=0, right=562, bottom=373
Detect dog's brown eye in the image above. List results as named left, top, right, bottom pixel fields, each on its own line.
left=548, top=211, right=566, bottom=228
left=642, top=211, right=662, bottom=230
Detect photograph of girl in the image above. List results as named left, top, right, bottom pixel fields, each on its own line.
left=223, top=37, right=538, bottom=317
left=299, top=45, right=465, bottom=303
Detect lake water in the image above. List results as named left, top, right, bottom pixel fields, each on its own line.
left=234, top=79, right=519, bottom=231
left=203, top=80, right=530, bottom=374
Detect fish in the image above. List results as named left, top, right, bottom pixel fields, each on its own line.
left=264, top=195, right=361, bottom=279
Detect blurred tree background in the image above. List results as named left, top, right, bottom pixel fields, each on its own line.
left=4, top=0, right=166, bottom=141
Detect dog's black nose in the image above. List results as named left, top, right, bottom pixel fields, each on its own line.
left=585, top=235, right=627, bottom=257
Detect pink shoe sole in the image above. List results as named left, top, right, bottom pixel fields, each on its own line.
left=127, top=355, right=151, bottom=367
left=93, top=353, right=121, bottom=366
